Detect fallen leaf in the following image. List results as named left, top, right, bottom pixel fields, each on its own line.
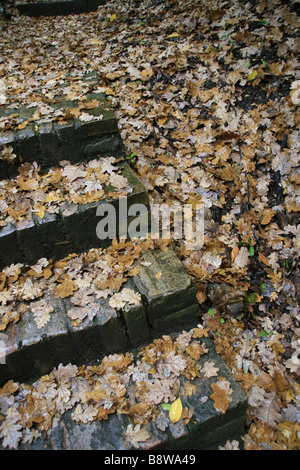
left=231, top=245, right=239, bottom=263
left=169, top=396, right=183, bottom=423
left=54, top=277, right=77, bottom=298
left=258, top=252, right=269, bottom=265
left=233, top=247, right=250, bottom=269
left=123, top=424, right=150, bottom=449
left=210, top=377, right=233, bottom=415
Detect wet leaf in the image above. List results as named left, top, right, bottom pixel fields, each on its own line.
left=169, top=396, right=183, bottom=423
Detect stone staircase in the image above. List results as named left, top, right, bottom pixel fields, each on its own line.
left=0, top=72, right=247, bottom=450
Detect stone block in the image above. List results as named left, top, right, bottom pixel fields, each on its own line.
left=16, top=217, right=46, bottom=266
left=17, top=296, right=71, bottom=379
left=151, top=304, right=199, bottom=336
left=13, top=125, right=40, bottom=165
left=133, top=248, right=197, bottom=324
left=32, top=211, right=68, bottom=261
left=82, top=133, right=124, bottom=158
left=36, top=122, right=60, bottom=171
left=53, top=120, right=77, bottom=162
left=96, top=301, right=129, bottom=356
left=121, top=278, right=149, bottom=346
left=0, top=222, right=22, bottom=269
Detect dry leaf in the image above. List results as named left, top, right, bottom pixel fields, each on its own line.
left=30, top=299, right=54, bottom=329
left=231, top=245, right=239, bottom=262
left=71, top=403, right=98, bottom=424
left=233, top=247, right=250, bottom=269
left=0, top=407, right=22, bottom=449
left=109, top=288, right=141, bottom=309
left=210, top=377, right=233, bottom=415
left=123, top=424, right=150, bottom=449
left=54, top=278, right=77, bottom=298
left=258, top=252, right=269, bottom=265
left=201, top=361, right=219, bottom=378
left=182, top=381, right=196, bottom=397
left=62, top=164, right=86, bottom=183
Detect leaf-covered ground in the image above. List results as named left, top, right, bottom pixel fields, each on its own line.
left=0, top=0, right=299, bottom=450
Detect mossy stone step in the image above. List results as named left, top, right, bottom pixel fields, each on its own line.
left=0, top=75, right=123, bottom=180
left=16, top=0, right=106, bottom=17
left=0, top=248, right=198, bottom=386
left=0, top=162, right=150, bottom=269
left=0, top=334, right=247, bottom=450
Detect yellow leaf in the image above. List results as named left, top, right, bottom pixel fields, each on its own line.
left=248, top=70, right=258, bottom=81
left=169, top=396, right=182, bottom=423
left=33, top=204, right=45, bottom=220
left=167, top=33, right=179, bottom=38
left=110, top=14, right=116, bottom=22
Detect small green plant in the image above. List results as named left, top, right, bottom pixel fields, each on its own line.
left=126, top=152, right=136, bottom=164
left=258, top=329, right=273, bottom=337
left=244, top=292, right=257, bottom=304
left=261, top=283, right=267, bottom=294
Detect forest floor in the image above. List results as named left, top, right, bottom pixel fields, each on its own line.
left=0, top=0, right=299, bottom=450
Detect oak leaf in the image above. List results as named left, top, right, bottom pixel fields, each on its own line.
left=210, top=377, right=233, bottom=414
left=158, top=350, right=187, bottom=377
left=0, top=407, right=22, bottom=449
left=201, top=361, right=219, bottom=378
left=54, top=278, right=77, bottom=298
left=123, top=424, right=150, bottom=449
left=233, top=247, right=250, bottom=269
left=71, top=404, right=98, bottom=424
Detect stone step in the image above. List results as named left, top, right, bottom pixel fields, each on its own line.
left=16, top=0, right=106, bottom=17
left=0, top=72, right=124, bottom=180
left=0, top=332, right=248, bottom=450
left=0, top=160, right=150, bottom=269
left=0, top=246, right=199, bottom=386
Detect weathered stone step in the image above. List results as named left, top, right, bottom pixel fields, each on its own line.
left=16, top=0, right=106, bottom=17
left=0, top=247, right=199, bottom=386
left=0, top=160, right=150, bottom=269
left=0, top=72, right=124, bottom=180
left=0, top=332, right=247, bottom=450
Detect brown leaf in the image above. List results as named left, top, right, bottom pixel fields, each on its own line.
left=210, top=377, right=233, bottom=414
left=258, top=252, right=269, bottom=265
left=231, top=245, right=239, bottom=263
left=54, top=277, right=77, bottom=298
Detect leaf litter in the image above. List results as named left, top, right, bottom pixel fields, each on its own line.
left=0, top=0, right=300, bottom=450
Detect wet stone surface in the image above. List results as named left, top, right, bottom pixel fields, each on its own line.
left=0, top=162, right=150, bottom=269
left=0, top=248, right=199, bottom=386
left=7, top=337, right=247, bottom=451
left=0, top=74, right=124, bottom=180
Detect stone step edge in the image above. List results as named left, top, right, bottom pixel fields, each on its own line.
left=0, top=248, right=199, bottom=386
left=0, top=74, right=124, bottom=179
left=0, top=335, right=248, bottom=450
left=0, top=162, right=150, bottom=269
left=16, top=0, right=106, bottom=17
